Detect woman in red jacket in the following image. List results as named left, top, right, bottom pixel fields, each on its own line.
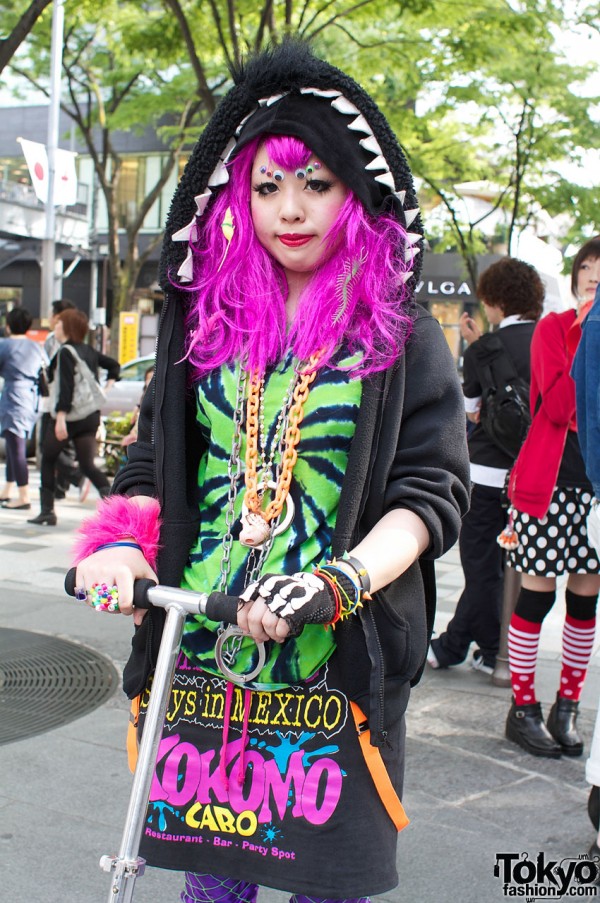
left=504, top=236, right=600, bottom=758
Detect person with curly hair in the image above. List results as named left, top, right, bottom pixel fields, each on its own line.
left=428, top=257, right=543, bottom=675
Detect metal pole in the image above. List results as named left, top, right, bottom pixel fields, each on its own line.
left=100, top=602, right=187, bottom=902
left=491, top=565, right=521, bottom=687
left=40, top=0, right=65, bottom=322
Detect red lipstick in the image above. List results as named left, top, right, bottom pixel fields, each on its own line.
left=278, top=233, right=313, bottom=247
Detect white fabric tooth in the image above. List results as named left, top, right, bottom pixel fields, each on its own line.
left=195, top=190, right=212, bottom=216
left=258, top=93, right=286, bottom=107
left=235, top=110, right=256, bottom=135
left=404, top=208, right=419, bottom=227
left=208, top=160, right=229, bottom=187
left=400, top=270, right=414, bottom=284
left=406, top=232, right=421, bottom=245
left=331, top=96, right=361, bottom=115
left=177, top=248, right=194, bottom=283
left=359, top=135, right=383, bottom=155
left=301, top=87, right=342, bottom=98
left=394, top=189, right=406, bottom=205
left=404, top=246, right=421, bottom=263
left=171, top=221, right=196, bottom=243
left=365, top=155, right=388, bottom=172
left=347, top=114, right=373, bottom=135
left=221, top=137, right=237, bottom=162
left=374, top=171, right=396, bottom=190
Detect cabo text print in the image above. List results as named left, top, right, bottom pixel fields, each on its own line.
left=142, top=657, right=347, bottom=861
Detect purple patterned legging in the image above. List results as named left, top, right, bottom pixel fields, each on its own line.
left=181, top=872, right=369, bottom=903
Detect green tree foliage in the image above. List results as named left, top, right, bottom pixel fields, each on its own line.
left=348, top=0, right=600, bottom=285
left=4, top=0, right=599, bottom=308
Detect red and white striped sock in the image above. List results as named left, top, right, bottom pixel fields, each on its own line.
left=559, top=614, right=596, bottom=701
left=508, top=613, right=542, bottom=706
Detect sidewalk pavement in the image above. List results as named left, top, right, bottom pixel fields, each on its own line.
left=1, top=483, right=600, bottom=902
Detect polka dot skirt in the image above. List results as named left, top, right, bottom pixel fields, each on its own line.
left=508, top=487, right=600, bottom=577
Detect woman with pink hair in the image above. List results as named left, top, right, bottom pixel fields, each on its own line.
left=71, top=43, right=469, bottom=903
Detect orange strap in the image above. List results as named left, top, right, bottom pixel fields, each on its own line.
left=126, top=695, right=141, bottom=774
left=350, top=701, right=409, bottom=833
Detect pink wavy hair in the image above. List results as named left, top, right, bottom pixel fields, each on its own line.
left=180, top=135, right=415, bottom=378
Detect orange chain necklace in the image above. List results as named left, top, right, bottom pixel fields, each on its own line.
left=240, top=354, right=320, bottom=547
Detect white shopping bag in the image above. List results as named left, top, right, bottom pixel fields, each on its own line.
left=586, top=499, right=600, bottom=555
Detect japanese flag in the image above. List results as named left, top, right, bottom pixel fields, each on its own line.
left=18, top=137, right=78, bottom=206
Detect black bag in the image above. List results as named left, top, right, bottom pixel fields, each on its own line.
left=36, top=365, right=49, bottom=397
left=470, top=333, right=531, bottom=459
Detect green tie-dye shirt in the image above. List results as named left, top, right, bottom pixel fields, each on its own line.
left=181, top=350, right=362, bottom=689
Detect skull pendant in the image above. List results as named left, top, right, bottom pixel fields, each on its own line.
left=239, top=512, right=271, bottom=547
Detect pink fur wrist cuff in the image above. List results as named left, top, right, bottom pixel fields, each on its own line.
left=71, top=495, right=161, bottom=570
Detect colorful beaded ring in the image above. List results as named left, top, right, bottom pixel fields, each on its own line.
left=88, top=582, right=120, bottom=613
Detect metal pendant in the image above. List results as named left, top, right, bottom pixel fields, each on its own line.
left=239, top=480, right=295, bottom=549
left=239, top=512, right=271, bottom=548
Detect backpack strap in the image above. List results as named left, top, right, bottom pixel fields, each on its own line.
left=469, top=333, right=519, bottom=390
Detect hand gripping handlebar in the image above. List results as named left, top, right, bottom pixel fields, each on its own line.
left=64, top=566, right=241, bottom=624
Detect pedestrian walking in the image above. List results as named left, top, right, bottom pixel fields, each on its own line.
left=42, top=299, right=84, bottom=500
left=29, top=308, right=119, bottom=525
left=0, top=307, right=47, bottom=510
left=71, top=42, right=470, bottom=902
left=572, top=274, right=600, bottom=857
left=503, top=236, right=600, bottom=758
left=428, top=257, right=543, bottom=675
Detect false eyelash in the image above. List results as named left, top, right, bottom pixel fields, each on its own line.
left=305, top=178, right=334, bottom=192
left=252, top=182, right=278, bottom=194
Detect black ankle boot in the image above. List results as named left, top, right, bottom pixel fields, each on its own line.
left=505, top=699, right=562, bottom=758
left=27, top=489, right=57, bottom=526
left=547, top=693, right=584, bottom=756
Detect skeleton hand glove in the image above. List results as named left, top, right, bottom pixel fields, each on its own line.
left=240, top=572, right=336, bottom=637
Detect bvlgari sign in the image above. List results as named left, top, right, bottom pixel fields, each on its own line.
left=415, top=279, right=472, bottom=297
left=413, top=252, right=501, bottom=302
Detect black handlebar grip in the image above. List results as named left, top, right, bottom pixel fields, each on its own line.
left=64, top=567, right=77, bottom=597
left=205, top=591, right=240, bottom=625
left=132, top=578, right=159, bottom=609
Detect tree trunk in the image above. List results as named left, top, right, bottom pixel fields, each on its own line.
left=0, top=0, right=53, bottom=75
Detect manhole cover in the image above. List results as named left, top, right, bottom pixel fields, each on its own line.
left=0, top=628, right=118, bottom=745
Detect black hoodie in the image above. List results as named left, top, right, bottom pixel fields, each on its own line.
left=112, top=41, right=470, bottom=741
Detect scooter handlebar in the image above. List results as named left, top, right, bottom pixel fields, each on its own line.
left=64, top=568, right=240, bottom=623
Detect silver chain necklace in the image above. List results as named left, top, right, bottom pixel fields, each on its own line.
left=215, top=359, right=298, bottom=682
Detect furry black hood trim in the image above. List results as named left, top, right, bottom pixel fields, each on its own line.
left=160, top=40, right=423, bottom=291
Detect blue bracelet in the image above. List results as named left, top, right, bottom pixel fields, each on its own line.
left=94, top=541, right=143, bottom=553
